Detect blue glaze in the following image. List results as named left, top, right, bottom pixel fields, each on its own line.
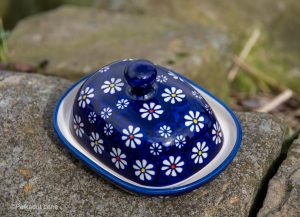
left=53, top=59, right=243, bottom=196
left=71, top=59, right=224, bottom=187
left=124, top=59, right=157, bottom=100
left=125, top=60, right=157, bottom=88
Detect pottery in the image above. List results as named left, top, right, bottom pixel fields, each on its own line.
left=53, top=59, right=242, bottom=196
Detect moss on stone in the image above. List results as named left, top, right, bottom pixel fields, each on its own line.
left=7, top=6, right=231, bottom=100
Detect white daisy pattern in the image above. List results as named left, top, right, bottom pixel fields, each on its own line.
left=122, top=125, right=143, bottom=148
left=212, top=122, right=223, bottom=144
left=73, top=115, right=84, bottom=137
left=101, top=78, right=124, bottom=94
left=191, top=142, right=209, bottom=164
left=110, top=148, right=127, bottom=169
left=104, top=123, right=114, bottom=136
left=88, top=111, right=96, bottom=123
left=100, top=107, right=112, bottom=119
left=98, top=66, right=110, bottom=73
left=139, top=102, right=164, bottom=121
left=156, top=75, right=168, bottom=83
left=78, top=87, right=94, bottom=108
left=161, top=87, right=185, bottom=104
left=184, top=111, right=205, bottom=132
left=161, top=156, right=184, bottom=177
left=122, top=58, right=134, bottom=61
left=168, top=71, right=184, bottom=81
left=116, top=99, right=129, bottom=109
left=159, top=125, right=172, bottom=138
left=150, top=143, right=162, bottom=156
left=89, top=132, right=104, bottom=154
left=204, top=104, right=213, bottom=115
left=133, top=160, right=155, bottom=181
left=175, top=135, right=186, bottom=149
left=192, top=90, right=203, bottom=99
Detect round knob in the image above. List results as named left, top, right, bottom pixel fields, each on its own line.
left=125, top=59, right=157, bottom=100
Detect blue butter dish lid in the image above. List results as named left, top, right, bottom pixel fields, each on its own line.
left=53, top=59, right=242, bottom=196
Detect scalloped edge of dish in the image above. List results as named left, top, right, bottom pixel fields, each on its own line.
left=53, top=72, right=242, bottom=196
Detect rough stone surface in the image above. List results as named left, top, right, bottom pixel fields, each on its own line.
left=7, top=1, right=300, bottom=96
left=96, top=0, right=300, bottom=95
left=258, top=138, right=300, bottom=217
left=0, top=71, right=288, bottom=216
left=1, top=0, right=95, bottom=29
left=7, top=6, right=230, bottom=100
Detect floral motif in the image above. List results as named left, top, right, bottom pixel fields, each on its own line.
left=192, top=90, right=202, bottom=99
left=212, top=122, right=223, bottom=144
left=168, top=71, right=184, bottom=81
left=100, top=107, right=112, bottom=119
left=101, top=78, right=124, bottom=94
left=139, top=102, right=164, bottom=121
left=150, top=143, right=162, bottom=156
left=191, top=142, right=209, bottom=164
left=122, top=58, right=134, bottom=61
left=184, top=111, right=204, bottom=132
left=116, top=99, right=129, bottom=109
left=104, top=123, right=114, bottom=136
left=161, top=156, right=184, bottom=177
left=110, top=147, right=127, bottom=169
left=156, top=75, right=168, bottom=83
left=88, top=112, right=96, bottom=123
left=133, top=160, right=155, bottom=181
left=204, top=104, right=213, bottom=115
left=175, top=135, right=186, bottom=149
left=159, top=125, right=172, bottom=138
left=122, top=125, right=143, bottom=148
left=78, top=87, right=94, bottom=108
left=98, top=66, right=110, bottom=73
left=161, top=87, right=185, bottom=104
left=73, top=115, right=84, bottom=137
left=89, top=132, right=104, bottom=154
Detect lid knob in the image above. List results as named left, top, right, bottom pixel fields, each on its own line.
left=125, top=59, right=157, bottom=100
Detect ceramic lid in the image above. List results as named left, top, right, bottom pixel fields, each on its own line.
left=71, top=59, right=223, bottom=187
